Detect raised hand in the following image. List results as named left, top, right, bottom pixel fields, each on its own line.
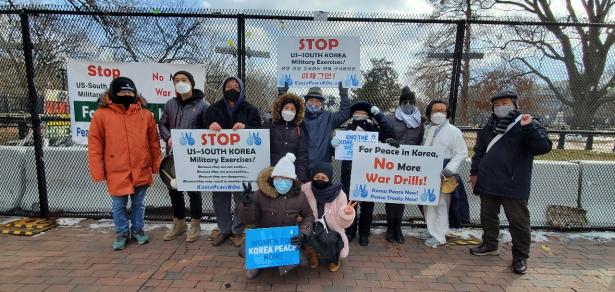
left=344, top=200, right=358, bottom=215
left=520, top=114, right=533, bottom=126
left=241, top=182, right=254, bottom=207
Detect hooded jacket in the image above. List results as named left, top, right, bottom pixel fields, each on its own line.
left=87, top=94, right=162, bottom=196
left=239, top=167, right=314, bottom=236
left=262, top=93, right=309, bottom=181
left=159, top=89, right=210, bottom=150
left=203, top=77, right=261, bottom=129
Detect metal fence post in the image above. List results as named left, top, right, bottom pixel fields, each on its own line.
left=19, top=10, right=49, bottom=219
left=237, top=14, right=246, bottom=81
left=447, top=20, right=466, bottom=124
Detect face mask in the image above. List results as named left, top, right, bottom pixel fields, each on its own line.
left=494, top=104, right=515, bottom=118
left=114, top=95, right=136, bottom=106
left=352, top=115, right=369, bottom=121
left=175, top=82, right=191, bottom=95
left=307, top=104, right=321, bottom=113
left=400, top=104, right=415, bottom=115
left=312, top=180, right=330, bottom=190
left=281, top=110, right=295, bottom=122
left=273, top=177, right=293, bottom=195
left=224, top=90, right=240, bottom=102
left=430, top=112, right=447, bottom=125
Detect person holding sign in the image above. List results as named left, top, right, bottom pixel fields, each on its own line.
left=204, top=77, right=262, bottom=247
left=333, top=100, right=397, bottom=246
left=470, top=91, right=552, bottom=274
left=302, top=83, right=351, bottom=169
left=159, top=71, right=210, bottom=243
left=301, top=162, right=356, bottom=272
left=239, top=153, right=314, bottom=279
left=262, top=91, right=309, bottom=182
left=384, top=87, right=424, bottom=244
left=87, top=77, right=162, bottom=251
left=422, top=100, right=468, bottom=248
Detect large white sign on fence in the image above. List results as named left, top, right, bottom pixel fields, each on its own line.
left=66, top=59, right=206, bottom=144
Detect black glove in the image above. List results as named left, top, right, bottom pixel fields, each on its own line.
left=241, top=182, right=254, bottom=207
left=386, top=138, right=400, bottom=148
left=290, top=233, right=305, bottom=246
left=277, top=81, right=289, bottom=96
left=338, top=81, right=348, bottom=96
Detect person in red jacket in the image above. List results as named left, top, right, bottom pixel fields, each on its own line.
left=87, top=76, right=162, bottom=251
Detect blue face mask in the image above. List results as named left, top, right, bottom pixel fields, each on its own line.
left=307, top=104, right=321, bottom=113
left=273, top=177, right=293, bottom=195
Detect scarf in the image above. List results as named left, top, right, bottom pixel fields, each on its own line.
left=491, top=110, right=520, bottom=134
left=312, top=182, right=343, bottom=205
left=395, top=106, right=422, bottom=128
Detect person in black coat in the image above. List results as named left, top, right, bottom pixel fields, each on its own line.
left=204, top=76, right=262, bottom=247
left=469, top=91, right=552, bottom=275
left=333, top=100, right=398, bottom=246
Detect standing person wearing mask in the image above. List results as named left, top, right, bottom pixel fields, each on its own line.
left=384, top=86, right=424, bottom=244
left=332, top=100, right=397, bottom=246
left=204, top=77, right=262, bottom=247
left=262, top=91, right=309, bottom=182
left=470, top=91, right=552, bottom=274
left=302, top=82, right=351, bottom=169
left=159, top=71, right=210, bottom=242
left=422, top=100, right=468, bottom=248
left=87, top=77, right=162, bottom=251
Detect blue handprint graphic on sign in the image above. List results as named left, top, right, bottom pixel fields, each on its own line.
left=253, top=132, right=262, bottom=146
left=344, top=74, right=359, bottom=87
left=421, top=188, right=437, bottom=203
left=352, top=184, right=368, bottom=199
left=179, top=132, right=195, bottom=146
left=278, top=74, right=294, bottom=87
left=247, top=133, right=254, bottom=145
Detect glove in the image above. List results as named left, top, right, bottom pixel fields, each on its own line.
left=331, top=138, right=341, bottom=148
left=290, top=233, right=305, bottom=246
left=241, top=182, right=254, bottom=207
left=370, top=106, right=380, bottom=116
left=338, top=81, right=348, bottom=96
left=441, top=168, right=454, bottom=177
left=385, top=138, right=400, bottom=148
left=277, top=81, right=289, bottom=96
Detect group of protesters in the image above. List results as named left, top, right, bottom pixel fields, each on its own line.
left=87, top=72, right=552, bottom=278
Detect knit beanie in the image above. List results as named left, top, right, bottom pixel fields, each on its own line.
left=310, top=161, right=333, bottom=181
left=110, top=76, right=137, bottom=96
left=271, top=153, right=297, bottom=180
left=173, top=71, right=196, bottom=87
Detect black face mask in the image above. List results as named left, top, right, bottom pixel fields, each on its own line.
left=312, top=180, right=331, bottom=190
left=351, top=119, right=375, bottom=131
left=112, top=95, right=136, bottom=109
left=224, top=90, right=240, bottom=102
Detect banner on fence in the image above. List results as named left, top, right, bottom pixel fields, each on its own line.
left=334, top=130, right=379, bottom=161
left=277, top=36, right=361, bottom=88
left=171, top=129, right=270, bottom=192
left=66, top=59, right=206, bottom=144
left=349, top=143, right=444, bottom=205
left=245, top=226, right=300, bottom=270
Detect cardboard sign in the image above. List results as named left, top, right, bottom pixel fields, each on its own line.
left=245, top=226, right=300, bottom=269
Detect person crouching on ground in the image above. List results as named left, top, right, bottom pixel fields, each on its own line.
left=301, top=161, right=356, bottom=272
left=239, top=153, right=315, bottom=279
left=87, top=76, right=162, bottom=251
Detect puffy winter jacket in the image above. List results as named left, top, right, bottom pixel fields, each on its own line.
left=203, top=77, right=261, bottom=129
left=158, top=89, right=210, bottom=151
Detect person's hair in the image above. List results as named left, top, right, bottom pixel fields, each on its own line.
left=425, top=100, right=451, bottom=118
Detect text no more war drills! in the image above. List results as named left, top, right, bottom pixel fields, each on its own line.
left=357, top=145, right=439, bottom=186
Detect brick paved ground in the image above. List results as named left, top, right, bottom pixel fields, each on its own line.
left=0, top=219, right=613, bottom=292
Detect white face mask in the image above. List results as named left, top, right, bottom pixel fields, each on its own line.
left=281, top=110, right=295, bottom=122
left=430, top=112, right=447, bottom=125
left=494, top=104, right=515, bottom=118
left=175, top=82, right=191, bottom=95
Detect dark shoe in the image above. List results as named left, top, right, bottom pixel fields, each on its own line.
left=385, top=222, right=395, bottom=243
left=512, top=258, right=528, bottom=274
left=346, top=230, right=356, bottom=243
left=394, top=219, right=404, bottom=243
left=359, top=235, right=369, bottom=246
left=246, top=269, right=260, bottom=279
left=469, top=244, right=499, bottom=256
left=211, top=233, right=231, bottom=246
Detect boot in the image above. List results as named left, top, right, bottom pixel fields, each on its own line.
left=163, top=218, right=187, bottom=241
left=303, top=246, right=319, bottom=269
left=186, top=219, right=201, bottom=242
left=385, top=219, right=395, bottom=243
left=394, top=219, right=404, bottom=244
left=328, top=258, right=341, bottom=272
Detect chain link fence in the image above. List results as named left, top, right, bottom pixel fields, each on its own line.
left=0, top=6, right=614, bottom=229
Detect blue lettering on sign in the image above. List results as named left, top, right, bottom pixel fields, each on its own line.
left=245, top=226, right=300, bottom=269
left=76, top=127, right=88, bottom=137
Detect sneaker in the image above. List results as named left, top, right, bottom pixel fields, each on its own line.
left=512, top=257, right=528, bottom=274
left=132, top=230, right=150, bottom=245
left=469, top=244, right=499, bottom=256
left=211, top=233, right=231, bottom=246
left=112, top=234, right=128, bottom=251
left=424, top=237, right=444, bottom=248
left=246, top=269, right=260, bottom=279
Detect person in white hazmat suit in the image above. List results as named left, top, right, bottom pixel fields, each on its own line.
left=421, top=100, right=468, bottom=247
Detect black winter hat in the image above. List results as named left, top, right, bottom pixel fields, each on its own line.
left=490, top=90, right=518, bottom=102
left=311, top=161, right=334, bottom=181
left=110, top=76, right=137, bottom=97
left=399, top=86, right=416, bottom=104
left=350, top=100, right=372, bottom=115
left=173, top=71, right=195, bottom=87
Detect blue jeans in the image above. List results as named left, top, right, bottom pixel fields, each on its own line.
left=111, top=186, right=147, bottom=236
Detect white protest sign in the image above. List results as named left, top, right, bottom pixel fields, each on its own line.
left=171, top=129, right=271, bottom=192
left=277, top=36, right=361, bottom=88
left=67, top=59, right=206, bottom=144
left=334, top=130, right=379, bottom=161
left=349, top=143, right=444, bottom=206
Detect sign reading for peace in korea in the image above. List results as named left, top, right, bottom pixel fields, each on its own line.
left=349, top=143, right=444, bottom=206
left=171, top=129, right=270, bottom=192
left=245, top=226, right=300, bottom=270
